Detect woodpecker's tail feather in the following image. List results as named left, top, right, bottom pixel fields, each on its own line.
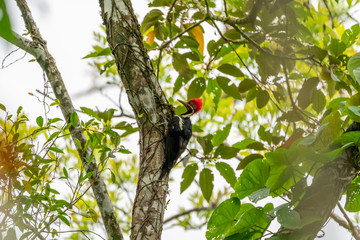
left=160, top=162, right=171, bottom=178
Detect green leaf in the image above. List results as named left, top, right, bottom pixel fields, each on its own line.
left=199, top=168, right=214, bottom=202
left=276, top=207, right=301, bottom=229
left=229, top=207, right=267, bottom=235
left=0, top=103, right=6, bottom=112
left=46, top=131, right=60, bottom=144
left=197, top=135, right=213, bottom=154
left=98, top=108, right=116, bottom=122
left=111, top=171, right=116, bottom=183
left=140, top=9, right=164, bottom=34
left=70, top=112, right=79, bottom=127
left=216, top=76, right=242, bottom=100
left=4, top=228, right=16, bottom=240
left=329, top=38, right=346, bottom=56
left=81, top=107, right=100, bottom=120
left=234, top=159, right=270, bottom=199
left=233, top=139, right=257, bottom=150
left=80, top=171, right=94, bottom=182
left=212, top=123, right=232, bottom=146
left=0, top=0, right=14, bottom=42
left=237, top=153, right=263, bottom=170
left=180, top=163, right=198, bottom=193
left=47, top=118, right=63, bottom=125
left=248, top=187, right=271, bottom=203
left=187, top=77, right=206, bottom=99
left=118, top=148, right=132, bottom=154
left=16, top=106, right=23, bottom=116
left=238, top=79, right=257, bottom=93
left=309, top=46, right=328, bottom=61
left=20, top=232, right=32, bottom=240
left=348, top=105, right=360, bottom=122
left=214, top=145, right=239, bottom=159
left=342, top=24, right=359, bottom=47
left=256, top=51, right=281, bottom=80
left=311, top=89, right=326, bottom=113
left=63, top=167, right=68, bottom=179
left=49, top=188, right=59, bottom=194
left=172, top=52, right=192, bottom=79
left=207, top=39, right=221, bottom=57
left=256, top=90, right=270, bottom=109
left=258, top=125, right=272, bottom=145
left=218, top=64, right=244, bottom=77
left=36, top=116, right=43, bottom=127
left=297, top=77, right=319, bottom=109
left=224, top=29, right=241, bottom=40
left=246, top=87, right=258, bottom=102
left=82, top=47, right=111, bottom=59
left=335, top=131, right=360, bottom=146
left=345, top=183, right=360, bottom=212
left=206, top=198, right=240, bottom=239
left=176, top=36, right=199, bottom=48
left=58, top=215, right=70, bottom=226
left=50, top=147, right=64, bottom=154
left=348, top=52, right=360, bottom=86
left=149, top=0, right=173, bottom=7
left=215, top=162, right=237, bottom=188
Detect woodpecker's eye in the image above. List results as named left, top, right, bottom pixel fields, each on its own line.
left=188, top=102, right=195, bottom=110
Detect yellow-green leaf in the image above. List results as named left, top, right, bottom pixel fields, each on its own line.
left=22, top=180, right=32, bottom=194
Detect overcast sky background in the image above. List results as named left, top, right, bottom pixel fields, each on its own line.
left=0, top=0, right=359, bottom=239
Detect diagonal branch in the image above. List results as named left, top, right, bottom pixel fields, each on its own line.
left=331, top=212, right=360, bottom=240
left=337, top=202, right=360, bottom=240
left=1, top=0, right=123, bottom=239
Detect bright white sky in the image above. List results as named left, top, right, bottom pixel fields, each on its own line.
left=0, top=0, right=357, bottom=239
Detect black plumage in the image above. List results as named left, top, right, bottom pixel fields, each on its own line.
left=161, top=116, right=192, bottom=177
left=160, top=98, right=203, bottom=178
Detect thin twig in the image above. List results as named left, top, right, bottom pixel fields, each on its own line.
left=1, top=48, right=27, bottom=69
left=322, top=0, right=334, bottom=27
left=192, top=0, right=252, bottom=25
left=337, top=203, right=360, bottom=239
left=223, top=0, right=228, bottom=17
left=157, top=18, right=207, bottom=51
left=164, top=206, right=215, bottom=224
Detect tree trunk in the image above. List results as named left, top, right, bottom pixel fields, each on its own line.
left=98, top=0, right=171, bottom=239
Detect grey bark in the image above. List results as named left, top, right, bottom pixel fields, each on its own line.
left=98, top=0, right=172, bottom=239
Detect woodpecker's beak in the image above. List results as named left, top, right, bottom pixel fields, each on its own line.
left=178, top=100, right=189, bottom=109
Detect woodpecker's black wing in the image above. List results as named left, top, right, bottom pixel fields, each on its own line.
left=161, top=116, right=192, bottom=177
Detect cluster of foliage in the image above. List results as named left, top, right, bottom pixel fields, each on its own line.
left=0, top=105, right=75, bottom=239
left=2, top=0, right=360, bottom=239
left=0, top=103, right=138, bottom=239
left=133, top=0, right=360, bottom=239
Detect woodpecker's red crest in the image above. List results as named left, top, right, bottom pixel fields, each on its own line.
left=188, top=98, right=203, bottom=113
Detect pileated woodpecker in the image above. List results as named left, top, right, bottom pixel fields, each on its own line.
left=161, top=98, right=203, bottom=177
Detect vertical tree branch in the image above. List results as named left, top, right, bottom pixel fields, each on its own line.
left=98, top=0, right=171, bottom=239
left=2, top=0, right=124, bottom=239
